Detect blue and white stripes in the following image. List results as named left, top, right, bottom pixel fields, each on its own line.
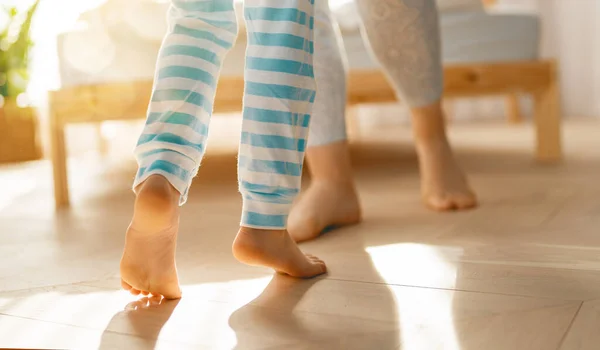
left=239, top=0, right=316, bottom=229
left=134, top=0, right=316, bottom=229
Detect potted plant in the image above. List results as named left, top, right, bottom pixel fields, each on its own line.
left=0, top=0, right=41, bottom=163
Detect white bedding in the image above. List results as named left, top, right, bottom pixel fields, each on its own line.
left=342, top=10, right=539, bottom=71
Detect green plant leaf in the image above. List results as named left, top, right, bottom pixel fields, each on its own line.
left=0, top=0, right=39, bottom=98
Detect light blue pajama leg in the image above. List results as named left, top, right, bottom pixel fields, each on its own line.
left=133, top=0, right=237, bottom=203
left=239, top=0, right=316, bottom=229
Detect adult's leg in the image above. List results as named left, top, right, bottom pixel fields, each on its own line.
left=288, top=0, right=361, bottom=243
left=121, top=0, right=239, bottom=299
left=231, top=0, right=326, bottom=277
left=355, top=0, right=476, bottom=210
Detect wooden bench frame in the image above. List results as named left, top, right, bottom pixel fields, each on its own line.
left=49, top=60, right=562, bottom=207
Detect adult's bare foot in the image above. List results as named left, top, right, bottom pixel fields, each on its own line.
left=120, top=175, right=182, bottom=299
left=288, top=181, right=361, bottom=243
left=411, top=102, right=477, bottom=211
left=288, top=141, right=362, bottom=242
left=416, top=138, right=477, bottom=211
left=232, top=227, right=327, bottom=278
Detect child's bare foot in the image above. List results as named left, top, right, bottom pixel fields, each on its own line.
left=232, top=227, right=327, bottom=278
left=416, top=138, right=477, bottom=211
left=120, top=175, right=182, bottom=299
left=288, top=181, right=361, bottom=243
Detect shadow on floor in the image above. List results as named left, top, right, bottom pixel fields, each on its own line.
left=99, top=297, right=181, bottom=350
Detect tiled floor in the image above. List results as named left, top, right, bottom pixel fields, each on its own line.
left=1, top=120, right=599, bottom=349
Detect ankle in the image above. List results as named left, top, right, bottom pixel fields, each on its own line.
left=410, top=101, right=451, bottom=144
left=305, top=141, right=355, bottom=184
left=137, top=175, right=179, bottom=201
left=414, top=133, right=451, bottom=150
left=132, top=175, right=180, bottom=228
left=233, top=227, right=289, bottom=264
left=238, top=226, right=287, bottom=237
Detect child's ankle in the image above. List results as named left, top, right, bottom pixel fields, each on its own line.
left=239, top=226, right=287, bottom=236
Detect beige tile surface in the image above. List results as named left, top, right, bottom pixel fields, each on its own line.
left=1, top=120, right=599, bottom=349
left=560, top=300, right=600, bottom=350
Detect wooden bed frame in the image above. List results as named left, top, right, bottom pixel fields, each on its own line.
left=48, top=60, right=561, bottom=207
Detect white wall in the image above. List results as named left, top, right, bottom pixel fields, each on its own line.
left=540, top=0, right=600, bottom=118
left=499, top=0, right=600, bottom=118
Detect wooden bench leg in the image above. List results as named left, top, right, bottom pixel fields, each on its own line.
left=50, top=113, right=70, bottom=207
left=506, top=93, right=523, bottom=124
left=96, top=123, right=109, bottom=157
left=533, top=65, right=562, bottom=163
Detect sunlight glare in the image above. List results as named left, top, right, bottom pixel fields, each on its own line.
left=15, top=93, right=30, bottom=108
left=61, top=25, right=116, bottom=74
left=183, top=276, right=272, bottom=308
left=367, top=243, right=462, bottom=350
left=330, top=0, right=354, bottom=9
left=0, top=289, right=130, bottom=348
left=0, top=174, right=38, bottom=212
left=366, top=243, right=462, bottom=287
left=125, top=1, right=169, bottom=40
left=100, top=123, right=118, bottom=140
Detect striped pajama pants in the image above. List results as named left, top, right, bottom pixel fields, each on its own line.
left=133, top=0, right=316, bottom=229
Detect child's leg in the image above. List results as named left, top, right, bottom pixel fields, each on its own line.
left=355, top=0, right=476, bottom=210
left=121, top=0, right=238, bottom=299
left=287, top=0, right=361, bottom=243
left=231, top=0, right=326, bottom=277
